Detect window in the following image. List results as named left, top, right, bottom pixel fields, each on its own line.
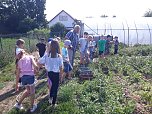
left=59, top=15, right=68, bottom=21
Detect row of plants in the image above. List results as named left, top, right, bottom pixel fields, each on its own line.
left=119, top=45, right=152, bottom=56
left=6, top=45, right=152, bottom=114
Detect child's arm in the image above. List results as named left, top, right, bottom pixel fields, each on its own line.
left=59, top=54, right=64, bottom=81
left=59, top=65, right=63, bottom=83
left=31, top=56, right=39, bottom=72
left=15, top=67, right=20, bottom=92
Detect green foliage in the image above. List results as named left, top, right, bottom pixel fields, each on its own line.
left=119, top=45, right=152, bottom=56
left=0, top=38, right=38, bottom=68
left=17, top=18, right=38, bottom=33
left=4, top=45, right=152, bottom=114
left=27, top=28, right=50, bottom=39
left=50, top=22, right=67, bottom=38
left=0, top=0, right=47, bottom=33
left=58, top=86, right=74, bottom=103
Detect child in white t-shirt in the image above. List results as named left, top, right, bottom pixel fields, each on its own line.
left=39, top=40, right=63, bottom=106
left=79, top=32, right=89, bottom=64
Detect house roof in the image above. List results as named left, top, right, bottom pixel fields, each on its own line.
left=49, top=10, right=75, bottom=23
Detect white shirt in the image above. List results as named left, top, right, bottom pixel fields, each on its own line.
left=38, top=53, right=63, bottom=72
left=79, top=38, right=88, bottom=53
left=16, top=47, right=24, bottom=55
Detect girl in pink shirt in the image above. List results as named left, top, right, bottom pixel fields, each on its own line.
left=14, top=50, right=38, bottom=112
left=15, top=39, right=25, bottom=92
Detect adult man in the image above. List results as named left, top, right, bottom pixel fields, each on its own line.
left=65, top=25, right=80, bottom=66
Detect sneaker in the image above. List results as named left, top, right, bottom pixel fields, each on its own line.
left=14, top=103, right=24, bottom=110
left=30, top=104, right=37, bottom=112
left=48, top=97, right=52, bottom=104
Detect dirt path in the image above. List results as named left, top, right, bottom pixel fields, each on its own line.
left=0, top=76, right=48, bottom=114
left=0, top=82, right=16, bottom=114
left=0, top=51, right=47, bottom=114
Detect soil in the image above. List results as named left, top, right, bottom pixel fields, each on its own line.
left=0, top=51, right=48, bottom=114
left=0, top=76, right=47, bottom=114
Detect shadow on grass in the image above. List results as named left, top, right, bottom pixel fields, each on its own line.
left=0, top=80, right=46, bottom=103
left=0, top=88, right=24, bottom=102
left=7, top=81, right=48, bottom=114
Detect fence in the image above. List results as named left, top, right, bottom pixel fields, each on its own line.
left=84, top=28, right=152, bottom=46
left=83, top=18, right=152, bottom=46
left=0, top=33, right=51, bottom=52
left=0, top=33, right=48, bottom=68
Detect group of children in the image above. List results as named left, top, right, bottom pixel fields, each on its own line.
left=14, top=37, right=73, bottom=112
left=13, top=33, right=119, bottom=112
left=98, top=35, right=119, bottom=58
left=79, top=32, right=119, bottom=64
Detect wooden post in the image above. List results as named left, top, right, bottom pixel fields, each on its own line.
left=147, top=24, right=152, bottom=45
left=128, top=27, right=129, bottom=46
left=122, top=23, right=126, bottom=47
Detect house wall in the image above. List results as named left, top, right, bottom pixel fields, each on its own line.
left=48, top=11, right=74, bottom=29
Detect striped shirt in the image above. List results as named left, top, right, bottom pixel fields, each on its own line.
left=66, top=30, right=79, bottom=52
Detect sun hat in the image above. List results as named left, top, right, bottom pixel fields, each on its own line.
left=64, top=40, right=72, bottom=47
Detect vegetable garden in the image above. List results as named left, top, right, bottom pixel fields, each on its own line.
left=0, top=42, right=151, bottom=114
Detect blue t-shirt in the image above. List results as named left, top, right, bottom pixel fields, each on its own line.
left=62, top=47, right=69, bottom=62
left=79, top=38, right=88, bottom=53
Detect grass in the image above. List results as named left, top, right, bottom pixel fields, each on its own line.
left=0, top=62, right=15, bottom=89
left=0, top=37, right=38, bottom=68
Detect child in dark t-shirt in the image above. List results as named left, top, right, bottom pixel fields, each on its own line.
left=36, top=38, right=46, bottom=57
left=114, top=36, right=119, bottom=54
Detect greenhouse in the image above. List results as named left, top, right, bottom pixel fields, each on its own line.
left=83, top=17, right=152, bottom=45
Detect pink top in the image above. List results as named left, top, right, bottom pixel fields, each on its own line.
left=18, top=55, right=35, bottom=76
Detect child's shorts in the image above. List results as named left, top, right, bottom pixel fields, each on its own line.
left=21, top=75, right=35, bottom=86
left=63, top=62, right=73, bottom=73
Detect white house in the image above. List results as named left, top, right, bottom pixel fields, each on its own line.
left=48, top=10, right=76, bottom=30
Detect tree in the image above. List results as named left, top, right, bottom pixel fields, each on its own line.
left=144, top=9, right=152, bottom=17
left=17, top=18, right=38, bottom=33
left=100, top=14, right=108, bottom=18
left=0, top=0, right=47, bottom=33
left=50, top=22, right=67, bottom=38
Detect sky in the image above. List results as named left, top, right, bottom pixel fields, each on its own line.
left=45, top=0, right=152, bottom=21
